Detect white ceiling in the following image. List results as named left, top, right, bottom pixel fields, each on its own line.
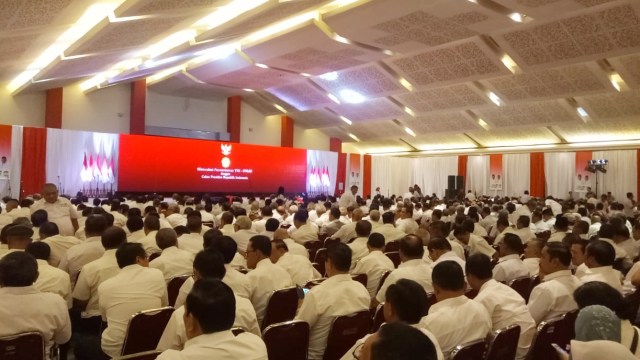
left=3, top=0, right=640, bottom=154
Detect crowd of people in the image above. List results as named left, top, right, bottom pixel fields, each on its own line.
left=1, top=182, right=640, bottom=359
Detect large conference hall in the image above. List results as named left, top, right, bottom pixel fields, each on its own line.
left=1, top=0, right=640, bottom=359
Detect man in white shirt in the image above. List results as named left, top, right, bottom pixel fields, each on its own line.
left=164, top=204, right=186, bottom=228
left=290, top=210, right=319, bottom=244
left=420, top=261, right=492, bottom=358
left=270, top=239, right=321, bottom=287
left=351, top=233, right=395, bottom=298
left=157, top=278, right=267, bottom=359
left=532, top=210, right=550, bottom=234
left=230, top=216, right=258, bottom=253
left=348, top=221, right=372, bottom=269
left=331, top=208, right=363, bottom=243
left=246, top=235, right=293, bottom=325
left=548, top=216, right=569, bottom=242
left=528, top=243, right=582, bottom=324
left=157, top=250, right=261, bottom=352
left=273, top=228, right=308, bottom=258
left=374, top=235, right=433, bottom=307
left=339, top=185, right=358, bottom=209
left=31, top=183, right=79, bottom=236
left=493, top=233, right=529, bottom=283
left=297, top=243, right=370, bottom=360
left=252, top=206, right=275, bottom=234
left=623, top=192, right=636, bottom=219
left=59, top=214, right=108, bottom=283
left=372, top=211, right=405, bottom=244
left=178, top=217, right=204, bottom=255
left=219, top=212, right=235, bottom=236
left=588, top=215, right=602, bottom=238
left=126, top=216, right=146, bottom=243
left=150, top=228, right=194, bottom=282
left=396, top=204, right=419, bottom=235
left=426, top=237, right=466, bottom=272
left=99, top=242, right=168, bottom=358
left=0, top=252, right=71, bottom=360
left=580, top=240, right=623, bottom=293
left=175, top=235, right=252, bottom=308
left=26, top=242, right=71, bottom=307
left=466, top=253, right=536, bottom=359
left=133, top=215, right=162, bottom=256
left=569, top=237, right=590, bottom=279
left=320, top=207, right=344, bottom=236
left=453, top=222, right=496, bottom=259
left=523, top=239, right=543, bottom=277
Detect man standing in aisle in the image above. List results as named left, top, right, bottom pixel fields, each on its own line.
left=339, top=185, right=358, bottom=209
left=32, top=184, right=79, bottom=236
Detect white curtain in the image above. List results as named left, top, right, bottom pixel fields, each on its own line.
left=412, top=156, right=458, bottom=198
left=502, top=153, right=530, bottom=197
left=46, top=129, right=119, bottom=196
left=593, top=150, right=637, bottom=201
left=371, top=156, right=413, bottom=197
left=544, top=152, right=575, bottom=199
left=1, top=126, right=23, bottom=199
left=306, top=150, right=338, bottom=197
left=466, top=155, right=489, bottom=196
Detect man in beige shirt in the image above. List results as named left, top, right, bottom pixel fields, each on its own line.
left=31, top=183, right=79, bottom=236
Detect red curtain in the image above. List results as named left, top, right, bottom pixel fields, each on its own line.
left=530, top=152, right=545, bottom=198
left=21, top=127, right=47, bottom=198
left=363, top=155, right=371, bottom=198
left=458, top=155, right=468, bottom=192
left=335, top=153, right=347, bottom=196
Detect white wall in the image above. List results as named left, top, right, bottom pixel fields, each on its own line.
left=240, top=105, right=281, bottom=146
left=0, top=83, right=46, bottom=127
left=62, top=83, right=130, bottom=134
left=146, top=91, right=227, bottom=133
left=294, top=126, right=330, bottom=151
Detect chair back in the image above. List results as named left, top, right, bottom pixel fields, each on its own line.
left=323, top=310, right=372, bottom=360
left=120, top=307, right=175, bottom=356
left=384, top=251, right=401, bottom=268
left=625, top=288, right=640, bottom=327
left=485, top=324, right=520, bottom=360
left=562, top=309, right=578, bottom=340
left=263, top=321, right=310, bottom=360
left=167, top=274, right=190, bottom=307
left=508, top=276, right=534, bottom=303
left=376, top=270, right=392, bottom=296
left=231, top=327, right=245, bottom=336
left=148, top=252, right=162, bottom=262
left=304, top=278, right=326, bottom=289
left=117, top=350, right=162, bottom=360
left=0, top=332, right=44, bottom=360
left=261, top=286, right=299, bottom=330
left=304, top=241, right=322, bottom=261
left=371, top=303, right=385, bottom=333
left=530, top=275, right=540, bottom=290
left=323, top=238, right=340, bottom=249
left=449, top=338, right=486, bottom=360
left=351, top=273, right=367, bottom=288
left=525, top=315, right=570, bottom=360
left=465, top=288, right=478, bottom=300
left=314, top=248, right=328, bottom=276
left=384, top=241, right=399, bottom=252
left=425, top=292, right=438, bottom=314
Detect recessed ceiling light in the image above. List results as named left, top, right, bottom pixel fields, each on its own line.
left=404, top=127, right=416, bottom=137
left=576, top=107, right=588, bottom=117
left=609, top=73, right=627, bottom=92
left=348, top=133, right=360, bottom=142
left=340, top=116, right=353, bottom=125
left=500, top=55, right=519, bottom=74
left=488, top=92, right=503, bottom=106
left=404, top=107, right=416, bottom=117
left=399, top=78, right=414, bottom=92
left=478, top=118, right=490, bottom=130
left=319, top=71, right=339, bottom=81
left=243, top=88, right=255, bottom=92
left=509, top=13, right=525, bottom=23
left=339, top=89, right=366, bottom=104
left=327, top=93, right=341, bottom=104
left=300, top=73, right=311, bottom=77
left=274, top=104, right=287, bottom=113
left=255, top=63, right=269, bottom=69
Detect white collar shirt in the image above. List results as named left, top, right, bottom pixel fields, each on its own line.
left=352, top=250, right=395, bottom=298
left=283, top=238, right=309, bottom=258
left=157, top=330, right=267, bottom=360
left=127, top=229, right=146, bottom=243
left=176, top=233, right=203, bottom=255
left=296, top=274, right=370, bottom=360
left=523, top=258, right=540, bottom=277
left=371, top=223, right=401, bottom=244
left=580, top=265, right=623, bottom=293
left=473, top=223, right=488, bottom=237
left=376, top=259, right=433, bottom=303
left=59, top=236, right=104, bottom=283
left=31, top=198, right=79, bottom=236
left=165, top=213, right=187, bottom=228
left=600, top=238, right=629, bottom=260
left=247, top=259, right=293, bottom=324
left=220, top=224, right=235, bottom=236
left=588, top=222, right=602, bottom=238
left=110, top=211, right=127, bottom=228
left=396, top=218, right=419, bottom=235
left=276, top=253, right=321, bottom=287
left=72, top=249, right=120, bottom=318
left=174, top=265, right=252, bottom=309
left=493, top=254, right=530, bottom=283
left=231, top=229, right=258, bottom=253
left=0, top=286, right=71, bottom=360
left=134, top=230, right=162, bottom=256
left=252, top=217, right=272, bottom=233
left=290, top=223, right=319, bottom=244
left=157, top=297, right=261, bottom=352
left=479, top=215, right=498, bottom=232
left=259, top=230, right=275, bottom=239
left=431, top=251, right=466, bottom=273
left=347, top=237, right=369, bottom=270
left=41, top=235, right=82, bottom=267
left=338, top=192, right=356, bottom=209
left=314, top=212, right=330, bottom=228
left=420, top=295, right=492, bottom=358
left=527, top=269, right=581, bottom=324
left=475, top=280, right=536, bottom=359
left=35, top=259, right=72, bottom=308
left=98, top=265, right=168, bottom=357
left=332, top=222, right=358, bottom=243
left=469, top=234, right=496, bottom=258
left=575, top=262, right=589, bottom=279
left=548, top=231, right=566, bottom=242
left=320, top=219, right=344, bottom=237
left=617, top=238, right=638, bottom=260
left=448, top=239, right=466, bottom=260
left=149, top=247, right=194, bottom=282
left=534, top=220, right=550, bottom=234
